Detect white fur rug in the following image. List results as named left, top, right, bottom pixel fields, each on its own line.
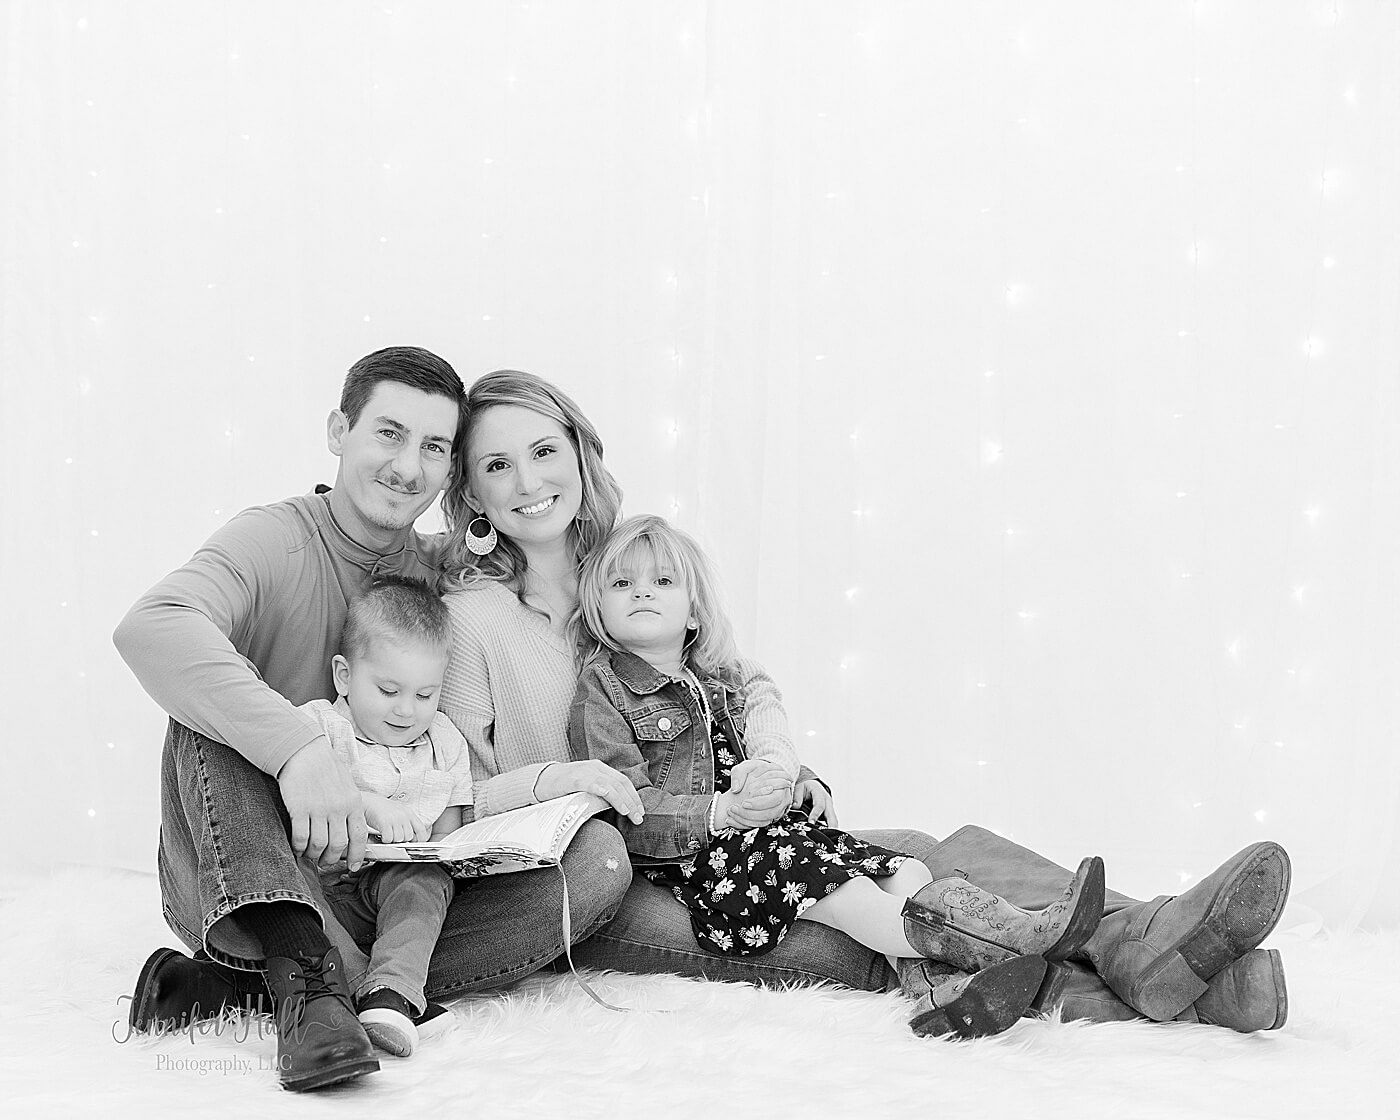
left=3, top=866, right=1395, bottom=1120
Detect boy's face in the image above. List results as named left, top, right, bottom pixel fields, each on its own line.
left=332, top=637, right=450, bottom=747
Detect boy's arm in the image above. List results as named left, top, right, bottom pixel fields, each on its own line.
left=428, top=805, right=464, bottom=841
left=567, top=665, right=712, bottom=861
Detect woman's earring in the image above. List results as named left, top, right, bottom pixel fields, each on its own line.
left=465, top=516, right=498, bottom=556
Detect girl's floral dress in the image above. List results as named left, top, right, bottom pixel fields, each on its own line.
left=644, top=711, right=907, bottom=956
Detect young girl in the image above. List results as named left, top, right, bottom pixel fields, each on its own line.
left=568, top=514, right=1106, bottom=1037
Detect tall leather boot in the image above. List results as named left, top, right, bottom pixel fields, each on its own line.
left=923, top=825, right=1291, bottom=1023
left=128, top=947, right=273, bottom=1034
left=1050, top=950, right=1286, bottom=1032
left=900, top=856, right=1105, bottom=973
left=1078, top=843, right=1290, bottom=1021
left=897, top=955, right=1048, bottom=1039
left=264, top=947, right=379, bottom=1092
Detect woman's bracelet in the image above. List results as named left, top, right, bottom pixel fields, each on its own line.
left=531, top=760, right=558, bottom=801
left=707, top=792, right=723, bottom=835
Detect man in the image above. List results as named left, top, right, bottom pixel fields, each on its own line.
left=115, top=346, right=631, bottom=1091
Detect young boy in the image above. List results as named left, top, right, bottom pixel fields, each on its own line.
left=304, top=573, right=473, bottom=1057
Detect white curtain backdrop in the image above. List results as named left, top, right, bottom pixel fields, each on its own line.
left=4, top=1, right=1397, bottom=930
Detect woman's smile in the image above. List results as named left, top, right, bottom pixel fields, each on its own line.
left=515, top=495, right=558, bottom=516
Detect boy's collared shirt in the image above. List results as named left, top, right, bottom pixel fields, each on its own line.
left=304, top=697, right=473, bottom=830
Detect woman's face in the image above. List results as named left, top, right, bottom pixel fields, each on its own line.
left=465, top=404, right=584, bottom=550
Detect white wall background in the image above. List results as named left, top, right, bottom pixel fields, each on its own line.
left=4, top=1, right=1397, bottom=929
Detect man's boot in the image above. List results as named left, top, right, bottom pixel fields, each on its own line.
left=897, top=955, right=1048, bottom=1039
left=1191, top=949, right=1288, bottom=1031
left=900, top=856, right=1105, bottom=973
left=129, top=947, right=272, bottom=1034
left=923, top=826, right=1291, bottom=1024
left=1077, top=842, right=1290, bottom=1020
left=264, top=947, right=379, bottom=1092
left=1050, top=951, right=1286, bottom=1031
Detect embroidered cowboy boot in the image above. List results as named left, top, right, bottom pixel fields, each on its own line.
left=901, top=856, right=1106, bottom=974
left=918, top=825, right=1292, bottom=1025
left=897, top=955, right=1048, bottom=1039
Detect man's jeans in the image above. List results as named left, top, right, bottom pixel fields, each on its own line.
left=157, top=720, right=633, bottom=996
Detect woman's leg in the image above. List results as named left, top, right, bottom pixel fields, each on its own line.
left=424, top=819, right=632, bottom=999
left=572, top=872, right=894, bottom=991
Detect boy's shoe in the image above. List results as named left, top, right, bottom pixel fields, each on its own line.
left=414, top=1001, right=457, bottom=1042
left=357, top=988, right=420, bottom=1057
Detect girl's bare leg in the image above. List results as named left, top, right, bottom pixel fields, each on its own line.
left=800, top=863, right=931, bottom=958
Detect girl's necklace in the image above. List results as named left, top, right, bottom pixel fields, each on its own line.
left=682, top=667, right=713, bottom=729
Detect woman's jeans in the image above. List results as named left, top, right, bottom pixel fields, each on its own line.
left=157, top=720, right=634, bottom=997
left=570, top=829, right=934, bottom=992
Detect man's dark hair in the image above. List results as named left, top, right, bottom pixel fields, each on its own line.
left=339, top=346, right=466, bottom=430
left=340, top=573, right=452, bottom=660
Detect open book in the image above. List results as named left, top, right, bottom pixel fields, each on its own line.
left=364, top=792, right=609, bottom=878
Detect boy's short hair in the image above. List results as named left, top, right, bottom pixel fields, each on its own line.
left=341, top=574, right=451, bottom=661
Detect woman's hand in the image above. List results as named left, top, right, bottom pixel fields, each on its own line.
left=722, top=760, right=793, bottom=830
left=535, top=760, right=645, bottom=824
left=791, top=779, right=838, bottom=827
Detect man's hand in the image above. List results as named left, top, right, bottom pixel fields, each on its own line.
left=534, top=759, right=645, bottom=824
left=363, top=795, right=429, bottom=844
left=278, top=738, right=370, bottom=871
left=792, top=778, right=838, bottom=827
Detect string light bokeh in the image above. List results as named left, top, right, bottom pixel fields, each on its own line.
left=4, top=1, right=1397, bottom=929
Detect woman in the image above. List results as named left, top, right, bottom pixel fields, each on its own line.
left=437, top=370, right=1292, bottom=1034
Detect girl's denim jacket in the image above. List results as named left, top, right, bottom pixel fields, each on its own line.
left=567, top=648, right=803, bottom=865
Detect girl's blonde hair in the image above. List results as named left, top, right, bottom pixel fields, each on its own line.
left=577, top=514, right=741, bottom=684
left=439, top=370, right=623, bottom=596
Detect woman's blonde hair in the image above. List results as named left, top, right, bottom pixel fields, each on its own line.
left=576, top=514, right=741, bottom=684
left=439, top=370, right=623, bottom=595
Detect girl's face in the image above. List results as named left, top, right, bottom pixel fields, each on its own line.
left=599, top=550, right=695, bottom=663
left=465, top=404, right=584, bottom=551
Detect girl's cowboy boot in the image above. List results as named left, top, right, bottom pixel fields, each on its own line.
left=900, top=856, right=1106, bottom=974
left=917, top=825, right=1291, bottom=1024
left=898, top=955, right=1048, bottom=1039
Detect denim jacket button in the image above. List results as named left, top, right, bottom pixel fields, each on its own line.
left=657, top=717, right=672, bottom=731
left=687, top=839, right=701, bottom=850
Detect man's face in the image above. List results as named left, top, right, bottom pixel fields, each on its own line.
left=327, top=383, right=460, bottom=542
